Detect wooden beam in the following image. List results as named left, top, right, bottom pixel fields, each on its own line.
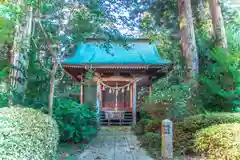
left=93, top=75, right=135, bottom=82
left=64, top=64, right=149, bottom=69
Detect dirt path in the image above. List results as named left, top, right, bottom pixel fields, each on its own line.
left=77, top=126, right=154, bottom=160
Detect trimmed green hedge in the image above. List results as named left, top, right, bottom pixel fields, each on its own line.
left=0, top=106, right=59, bottom=160
left=194, top=123, right=240, bottom=159
left=173, top=113, right=240, bottom=153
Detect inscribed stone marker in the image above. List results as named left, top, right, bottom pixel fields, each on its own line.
left=161, top=119, right=173, bottom=159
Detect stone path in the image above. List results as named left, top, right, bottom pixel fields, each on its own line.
left=77, top=126, right=154, bottom=160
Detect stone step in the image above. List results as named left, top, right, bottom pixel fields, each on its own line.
left=100, top=111, right=133, bottom=126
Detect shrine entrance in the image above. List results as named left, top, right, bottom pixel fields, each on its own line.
left=62, top=38, right=172, bottom=126
left=101, top=81, right=131, bottom=112
left=96, top=77, right=138, bottom=126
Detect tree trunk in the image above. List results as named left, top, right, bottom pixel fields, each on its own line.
left=208, top=0, right=228, bottom=48
left=8, top=3, right=33, bottom=106
left=179, top=0, right=199, bottom=77
left=179, top=0, right=200, bottom=114
left=48, top=62, right=57, bottom=117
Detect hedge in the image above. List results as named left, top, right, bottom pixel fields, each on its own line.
left=194, top=123, right=240, bottom=159
left=0, top=106, right=59, bottom=160
left=173, top=113, right=240, bottom=153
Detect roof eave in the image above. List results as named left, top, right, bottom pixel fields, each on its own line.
left=62, top=63, right=172, bottom=69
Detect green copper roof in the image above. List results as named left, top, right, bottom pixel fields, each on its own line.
left=62, top=42, right=170, bottom=65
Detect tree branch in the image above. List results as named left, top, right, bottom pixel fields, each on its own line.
left=32, top=38, right=52, bottom=74
left=36, top=0, right=56, bottom=58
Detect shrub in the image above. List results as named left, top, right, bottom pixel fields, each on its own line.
left=52, top=99, right=97, bottom=143
left=174, top=113, right=240, bottom=153
left=139, top=118, right=152, bottom=126
left=0, top=106, right=59, bottom=160
left=145, top=119, right=161, bottom=133
left=132, top=124, right=144, bottom=135
left=194, top=123, right=240, bottom=159
left=0, top=92, right=8, bottom=107
left=140, top=132, right=161, bottom=149
left=133, top=118, right=152, bottom=135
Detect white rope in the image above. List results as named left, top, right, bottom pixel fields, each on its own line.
left=97, top=77, right=143, bottom=90
left=99, top=80, right=133, bottom=90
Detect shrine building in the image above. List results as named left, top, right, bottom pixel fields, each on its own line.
left=62, top=38, right=171, bottom=125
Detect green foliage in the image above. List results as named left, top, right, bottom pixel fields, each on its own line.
left=0, top=67, right=9, bottom=107
left=0, top=66, right=8, bottom=81
left=52, top=99, right=97, bottom=143
left=0, top=92, right=8, bottom=107
left=145, top=119, right=161, bottom=133
left=194, top=123, right=240, bottom=159
left=133, top=118, right=152, bottom=135
left=174, top=113, right=240, bottom=153
left=141, top=29, right=197, bottom=119
left=0, top=106, right=59, bottom=160
left=0, top=3, right=15, bottom=44
left=140, top=132, right=161, bottom=149
left=148, top=0, right=178, bottom=29
left=145, top=78, right=200, bottom=119
left=200, top=43, right=240, bottom=111
left=0, top=1, right=25, bottom=44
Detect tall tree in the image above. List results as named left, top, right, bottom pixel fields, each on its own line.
left=208, top=0, right=228, bottom=48
left=179, top=0, right=200, bottom=113
left=8, top=1, right=33, bottom=105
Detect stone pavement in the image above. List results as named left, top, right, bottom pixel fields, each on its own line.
left=77, top=126, right=155, bottom=160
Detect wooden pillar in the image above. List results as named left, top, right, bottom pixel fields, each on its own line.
left=96, top=81, right=101, bottom=114
left=80, top=83, right=84, bottom=104
left=79, top=74, right=84, bottom=104
left=100, top=83, right=103, bottom=110
left=132, top=81, right=137, bottom=125
left=130, top=84, right=133, bottom=109
left=96, top=81, right=101, bottom=125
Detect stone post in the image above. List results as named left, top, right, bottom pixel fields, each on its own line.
left=161, top=119, right=173, bottom=159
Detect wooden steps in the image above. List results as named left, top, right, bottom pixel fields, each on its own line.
left=100, top=111, right=133, bottom=126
